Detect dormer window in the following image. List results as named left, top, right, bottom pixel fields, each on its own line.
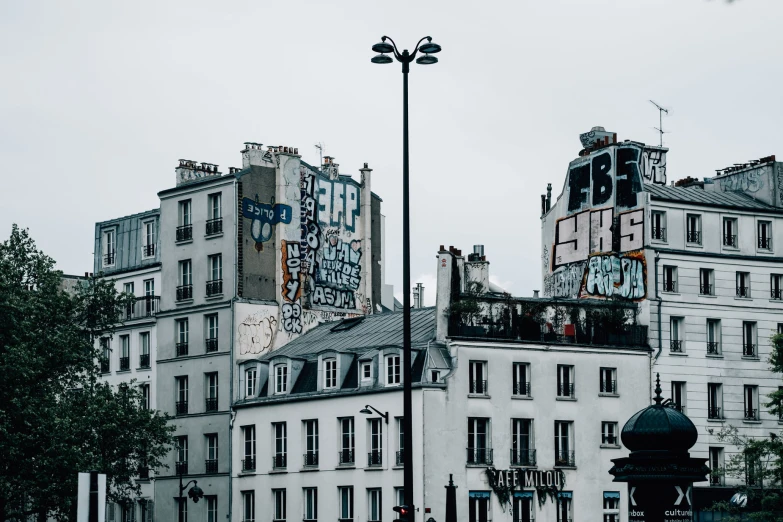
left=324, top=358, right=338, bottom=389
left=361, top=361, right=372, bottom=382
left=386, top=355, right=401, bottom=386
left=275, top=364, right=288, bottom=394
left=103, top=229, right=116, bottom=267
left=245, top=367, right=257, bottom=398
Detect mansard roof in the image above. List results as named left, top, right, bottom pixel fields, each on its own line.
left=644, top=184, right=780, bottom=212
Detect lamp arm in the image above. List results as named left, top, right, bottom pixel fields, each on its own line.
left=180, top=479, right=198, bottom=492
left=410, top=36, right=433, bottom=60
left=381, top=36, right=403, bottom=61
left=365, top=404, right=389, bottom=423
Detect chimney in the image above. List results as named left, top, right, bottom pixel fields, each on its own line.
left=175, top=159, right=221, bottom=186
left=465, top=245, right=489, bottom=293
left=413, top=282, right=425, bottom=309
left=533, top=290, right=540, bottom=298
left=546, top=183, right=552, bottom=211
left=541, top=195, right=546, bottom=216
left=323, top=156, right=339, bottom=180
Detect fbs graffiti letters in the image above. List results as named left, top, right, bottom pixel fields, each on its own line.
left=281, top=241, right=303, bottom=303
left=312, top=285, right=356, bottom=309
left=282, top=302, right=303, bottom=334
left=615, top=146, right=643, bottom=209
left=583, top=252, right=646, bottom=299
left=565, top=145, right=645, bottom=214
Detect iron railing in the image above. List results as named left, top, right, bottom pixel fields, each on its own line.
left=176, top=342, right=189, bottom=356
left=743, top=343, right=757, bottom=357
left=555, top=450, right=576, bottom=467
left=175, top=461, right=187, bottom=475
left=737, top=286, right=750, bottom=298
left=206, top=338, right=218, bottom=352
left=707, top=342, right=720, bottom=355
left=759, top=237, right=772, bottom=249
left=104, top=252, right=115, bottom=265
left=100, top=359, right=110, bottom=373
left=123, top=296, right=160, bottom=320
left=176, top=224, right=192, bottom=242
left=557, top=383, right=575, bottom=398
left=242, top=457, right=256, bottom=472
left=303, top=452, right=319, bottom=467
left=700, top=284, right=713, bottom=296
left=745, top=408, right=759, bottom=421
left=663, top=279, right=677, bottom=292
left=470, top=380, right=488, bottom=394
left=205, top=398, right=218, bottom=412
left=176, top=285, right=193, bottom=301
left=710, top=471, right=723, bottom=486
left=454, top=323, right=648, bottom=348
left=273, top=454, right=287, bottom=469
left=708, top=407, right=722, bottom=420
left=467, top=448, right=493, bottom=465
left=175, top=401, right=188, bottom=415
left=600, top=380, right=617, bottom=394
left=670, top=340, right=683, bottom=353
left=724, top=234, right=737, bottom=247
left=687, top=231, right=701, bottom=244
left=513, top=382, right=531, bottom=396
left=602, top=434, right=618, bottom=445
left=206, top=218, right=223, bottom=236
left=367, top=451, right=382, bottom=467
left=510, top=449, right=536, bottom=466
left=396, top=450, right=404, bottom=466
left=119, top=357, right=129, bottom=371
left=143, top=244, right=155, bottom=257
left=205, top=460, right=218, bottom=474
left=339, top=450, right=354, bottom=465
left=772, top=289, right=782, bottom=300
left=652, top=227, right=666, bottom=241
left=139, top=353, right=150, bottom=368
left=206, top=279, right=223, bottom=296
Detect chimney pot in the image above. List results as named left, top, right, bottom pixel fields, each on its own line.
left=439, top=244, right=445, bottom=251
left=533, top=290, right=540, bottom=298
left=84, top=272, right=88, bottom=277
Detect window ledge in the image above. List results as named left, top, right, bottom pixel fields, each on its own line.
left=509, top=464, right=537, bottom=469
left=300, top=467, right=319, bottom=473
left=599, top=393, right=620, bottom=398
left=554, top=466, right=577, bottom=470
left=239, top=470, right=256, bottom=476
left=723, top=246, right=740, bottom=251
left=511, top=395, right=533, bottom=401
left=336, top=465, right=356, bottom=470
left=176, top=239, right=193, bottom=245
left=686, top=243, right=704, bottom=248
left=393, top=465, right=404, bottom=470
left=205, top=294, right=224, bottom=301
left=175, top=299, right=194, bottom=306
left=741, top=356, right=760, bottom=361
left=100, top=371, right=111, bottom=376
left=735, top=297, right=753, bottom=302
left=770, top=300, right=783, bottom=304
left=116, top=369, right=131, bottom=374
left=662, top=291, right=681, bottom=296
left=465, top=463, right=492, bottom=468
left=269, top=469, right=288, bottom=474
left=699, top=294, right=717, bottom=299
left=556, top=397, right=577, bottom=401
left=600, top=444, right=621, bottom=449
left=705, top=354, right=723, bottom=359
left=650, top=239, right=668, bottom=244
left=205, top=232, right=224, bottom=239
left=743, top=420, right=762, bottom=425
left=707, top=418, right=725, bottom=423
left=136, top=367, right=152, bottom=371
left=669, top=352, right=688, bottom=357
left=364, top=467, right=385, bottom=472
left=468, top=393, right=491, bottom=399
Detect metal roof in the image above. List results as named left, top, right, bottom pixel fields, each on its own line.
left=260, top=307, right=436, bottom=361
left=643, top=184, right=779, bottom=211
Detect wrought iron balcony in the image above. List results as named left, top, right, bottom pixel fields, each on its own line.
left=670, top=340, right=683, bottom=353
left=513, top=382, right=531, bottom=396
left=205, top=459, right=218, bottom=474
left=736, top=286, right=750, bottom=298
left=242, top=457, right=256, bottom=472
left=602, top=434, right=618, bottom=445
left=759, top=237, right=772, bottom=249
left=273, top=454, right=287, bottom=469
left=206, top=218, right=223, bottom=236
left=396, top=450, right=404, bottom=466
left=724, top=234, right=737, bottom=247
left=338, top=450, right=354, bottom=465
left=367, top=450, right=382, bottom=467
left=176, top=342, right=189, bottom=357
left=469, top=380, right=488, bottom=395
left=466, top=447, right=493, bottom=465
left=772, top=289, right=782, bottom=300
left=175, top=401, right=188, bottom=415
left=206, top=279, right=223, bottom=296
left=176, top=224, right=192, bottom=242
left=743, top=343, right=757, bottom=357
left=119, top=357, right=129, bottom=371
left=745, top=408, right=759, bottom=421
left=557, top=383, right=575, bottom=398
left=100, top=359, right=110, bottom=373
left=205, top=398, right=218, bottom=412
left=175, top=461, right=187, bottom=475
left=138, top=353, right=150, bottom=368
left=510, top=449, right=536, bottom=467
left=700, top=284, right=713, bottom=296
left=555, top=450, right=576, bottom=467
left=710, top=471, right=723, bottom=486
left=652, top=227, right=666, bottom=241
left=206, top=338, right=218, bottom=353
left=143, top=244, right=155, bottom=257
left=687, top=230, right=702, bottom=244
left=303, top=452, right=319, bottom=467
left=663, top=280, right=677, bottom=292
left=707, top=342, right=720, bottom=355
left=176, top=285, right=193, bottom=301
left=104, top=252, right=116, bottom=265
left=600, top=380, right=617, bottom=394
left=708, top=406, right=722, bottom=420
left=123, top=296, right=160, bottom=320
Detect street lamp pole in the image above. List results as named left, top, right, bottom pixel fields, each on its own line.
left=370, top=35, right=441, bottom=520
left=178, top=464, right=204, bottom=522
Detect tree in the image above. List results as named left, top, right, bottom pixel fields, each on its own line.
left=0, top=225, right=174, bottom=521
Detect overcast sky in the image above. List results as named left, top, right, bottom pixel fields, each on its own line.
left=2, top=0, right=782, bottom=305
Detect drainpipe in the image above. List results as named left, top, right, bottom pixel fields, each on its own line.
left=227, top=179, right=238, bottom=522
left=654, top=251, right=662, bottom=361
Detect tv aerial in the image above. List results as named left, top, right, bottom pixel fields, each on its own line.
left=649, top=100, right=669, bottom=147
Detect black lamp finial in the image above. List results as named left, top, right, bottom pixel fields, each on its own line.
left=654, top=373, right=663, bottom=405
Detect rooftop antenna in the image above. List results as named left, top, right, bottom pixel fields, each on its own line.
left=315, top=143, right=324, bottom=166
left=649, top=100, right=669, bottom=147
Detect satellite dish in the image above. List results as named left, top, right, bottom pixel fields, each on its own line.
left=730, top=493, right=747, bottom=508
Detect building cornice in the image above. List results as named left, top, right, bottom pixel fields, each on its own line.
left=653, top=248, right=783, bottom=264
left=446, top=338, right=652, bottom=355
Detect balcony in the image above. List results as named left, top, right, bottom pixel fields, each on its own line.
left=687, top=231, right=702, bottom=244
left=513, top=382, right=531, bottom=397
left=652, top=227, right=666, bottom=241
left=303, top=452, right=319, bottom=467
left=555, top=450, right=576, bottom=467
left=736, top=286, right=750, bottom=298
left=175, top=461, right=187, bottom=475
left=339, top=450, right=354, bottom=466
left=205, top=398, right=218, bottom=412
left=273, top=454, right=287, bottom=470
left=206, top=338, right=218, bottom=353
left=176, top=343, right=189, bottom=357
left=602, top=434, right=618, bottom=445
left=123, top=296, right=160, bottom=321
left=663, top=280, right=677, bottom=293
left=469, top=380, right=488, bottom=395
left=176, top=224, right=192, bottom=242
left=710, top=471, right=723, bottom=486
left=396, top=450, right=404, bottom=466
left=724, top=234, right=737, bottom=247
left=176, top=285, right=193, bottom=301
left=467, top=447, right=493, bottom=466
left=119, top=357, right=130, bottom=371
left=175, top=401, right=188, bottom=415
left=706, top=342, right=720, bottom=355
left=743, top=343, right=757, bottom=357
left=206, top=218, right=223, bottom=236
left=557, top=383, right=575, bottom=398
left=510, top=449, right=536, bottom=467
left=100, top=359, right=110, bottom=373
left=759, top=237, right=772, bottom=250
left=205, top=460, right=218, bottom=474
left=745, top=408, right=759, bottom=421
left=670, top=340, right=683, bottom=353
left=139, top=353, right=150, bottom=368
left=143, top=244, right=155, bottom=257
left=242, top=457, right=256, bottom=472
left=600, top=380, right=617, bottom=394
left=700, top=284, right=713, bottom=296
left=206, top=279, right=223, bottom=297
left=367, top=450, right=382, bottom=467
left=104, top=252, right=116, bottom=266
left=708, top=407, right=722, bottom=420
left=772, top=289, right=782, bottom=300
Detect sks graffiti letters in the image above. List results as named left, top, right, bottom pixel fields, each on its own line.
left=553, top=209, right=643, bottom=269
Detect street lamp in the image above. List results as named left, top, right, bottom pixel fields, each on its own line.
left=370, top=34, right=442, bottom=519
left=360, top=404, right=389, bottom=424
left=178, top=464, right=204, bottom=522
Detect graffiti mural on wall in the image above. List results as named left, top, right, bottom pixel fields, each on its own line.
left=552, top=208, right=643, bottom=270
left=243, top=197, right=292, bottom=243
left=641, top=149, right=667, bottom=185
left=720, top=170, right=763, bottom=193
left=543, top=261, right=586, bottom=299
left=238, top=311, right=278, bottom=355
left=582, top=250, right=646, bottom=299
left=318, top=235, right=362, bottom=290
left=317, top=178, right=361, bottom=232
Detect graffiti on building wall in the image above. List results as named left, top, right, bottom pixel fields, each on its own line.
left=282, top=302, right=302, bottom=334
left=318, top=235, right=362, bottom=290
left=720, top=170, right=764, bottom=193
left=317, top=178, right=361, bottom=232
left=566, top=145, right=645, bottom=214
left=582, top=250, right=646, bottom=299
left=641, top=149, right=667, bottom=185
left=543, top=261, right=586, bottom=299
left=238, top=311, right=278, bottom=355
left=553, top=208, right=643, bottom=270
left=777, top=165, right=783, bottom=206
left=242, top=197, right=292, bottom=243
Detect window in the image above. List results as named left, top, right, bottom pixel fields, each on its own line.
left=275, top=364, right=288, bottom=394
left=737, top=271, right=751, bottom=298
left=338, top=486, right=354, bottom=521
left=368, top=418, right=383, bottom=466
left=303, top=488, right=317, bottom=522
left=651, top=211, right=666, bottom=241
left=206, top=433, right=218, bottom=473
left=207, top=254, right=222, bottom=296
left=178, top=260, right=193, bottom=300
left=603, top=492, right=620, bottom=522
left=467, top=418, right=491, bottom=465
left=700, top=268, right=714, bottom=295
left=557, top=365, right=575, bottom=398
left=600, top=367, right=617, bottom=394
left=140, top=384, right=150, bottom=410
left=273, top=422, right=287, bottom=468
left=119, top=335, right=129, bottom=371
left=601, top=422, right=619, bottom=446
left=772, top=274, right=783, bottom=300
left=395, top=488, right=405, bottom=509
left=176, top=436, right=188, bottom=474
left=139, top=332, right=150, bottom=368
left=245, top=367, right=257, bottom=398
left=103, top=229, right=116, bottom=266
left=207, top=193, right=223, bottom=236
left=759, top=221, right=772, bottom=250
left=554, top=421, right=575, bottom=467
left=367, top=489, right=382, bottom=522
left=206, top=496, right=217, bottom=522
left=469, top=360, right=488, bottom=395
left=513, top=492, right=534, bottom=522
left=178, top=200, right=193, bottom=242
left=242, top=425, right=256, bottom=471
left=511, top=419, right=534, bottom=466
left=107, top=503, right=115, bottom=522
left=671, top=381, right=687, bottom=413
left=710, top=447, right=724, bottom=486
left=707, top=319, right=721, bottom=355
left=743, top=321, right=757, bottom=357
left=744, top=385, right=759, bottom=420
left=512, top=362, right=530, bottom=396
left=206, top=314, right=218, bottom=352
left=324, top=358, right=338, bottom=389
left=360, top=361, right=372, bottom=382
left=242, top=491, right=255, bottom=522
left=175, top=376, right=188, bottom=415
left=708, top=383, right=723, bottom=420
left=273, top=489, right=286, bottom=522
left=100, top=338, right=111, bottom=373
left=304, top=420, right=319, bottom=466
left=469, top=493, right=491, bottom=522
left=386, top=354, right=401, bottom=385
left=431, top=370, right=441, bottom=383
left=205, top=372, right=218, bottom=412
left=140, top=499, right=152, bottom=522
left=176, top=319, right=189, bottom=356
left=143, top=221, right=155, bottom=257
left=339, top=417, right=355, bottom=465
left=123, top=282, right=134, bottom=296
left=686, top=214, right=702, bottom=244
left=556, top=493, right=573, bottom=522
left=724, top=217, right=738, bottom=247
left=670, top=316, right=684, bottom=352
left=663, top=265, right=678, bottom=292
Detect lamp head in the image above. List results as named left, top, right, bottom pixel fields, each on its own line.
left=188, top=482, right=204, bottom=503
left=372, top=41, right=394, bottom=54
left=371, top=54, right=393, bottom=65
left=360, top=407, right=372, bottom=415
left=419, top=40, right=442, bottom=54
left=416, top=55, right=438, bottom=65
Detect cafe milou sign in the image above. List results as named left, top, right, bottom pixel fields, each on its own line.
left=486, top=467, right=566, bottom=510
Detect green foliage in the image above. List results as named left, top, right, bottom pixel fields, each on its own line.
left=0, top=225, right=174, bottom=521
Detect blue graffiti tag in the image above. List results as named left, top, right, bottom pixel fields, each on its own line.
left=242, top=197, right=292, bottom=243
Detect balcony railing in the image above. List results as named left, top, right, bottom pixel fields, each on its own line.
left=557, top=383, right=575, bottom=398
left=707, top=342, right=720, bottom=355
left=176, top=342, right=189, bottom=357
left=339, top=450, right=354, bottom=465
left=467, top=448, right=493, bottom=465
left=710, top=472, right=723, bottom=486
left=123, top=296, right=160, bottom=320
left=454, top=322, right=648, bottom=348
left=663, top=280, right=677, bottom=292
left=743, top=343, right=757, bottom=357
left=602, top=434, right=618, bottom=445
left=470, top=380, right=488, bottom=395
left=138, top=353, right=150, bottom=368
left=513, top=382, right=531, bottom=397
left=303, top=452, right=319, bottom=467
left=670, top=340, right=683, bottom=353
left=104, top=252, right=116, bottom=266
left=687, top=231, right=702, bottom=244
left=206, top=338, right=218, bottom=353
left=724, top=234, right=737, bottom=247
left=600, top=380, right=617, bottom=394
left=205, top=398, right=218, bottom=412
left=652, top=227, right=666, bottom=241
left=175, top=401, right=188, bottom=415
left=737, top=286, right=750, bottom=298
left=367, top=451, right=382, bottom=467
left=700, top=284, right=713, bottom=296
left=555, top=450, right=576, bottom=467
left=396, top=450, right=404, bottom=466
left=206, top=279, right=223, bottom=297
left=143, top=244, right=155, bottom=257
left=175, top=461, right=187, bottom=475
left=119, top=357, right=129, bottom=371
left=759, top=237, right=772, bottom=250
left=176, top=224, right=192, bottom=242
left=708, top=407, right=722, bottom=420
left=772, top=289, right=782, bottom=300
left=242, top=457, right=256, bottom=472
left=273, top=454, right=287, bottom=469
left=510, top=449, right=536, bottom=467
left=745, top=408, right=759, bottom=421
left=205, top=459, right=218, bottom=474
left=206, top=218, right=223, bottom=236
left=100, top=359, right=110, bottom=373
left=176, top=285, right=193, bottom=301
